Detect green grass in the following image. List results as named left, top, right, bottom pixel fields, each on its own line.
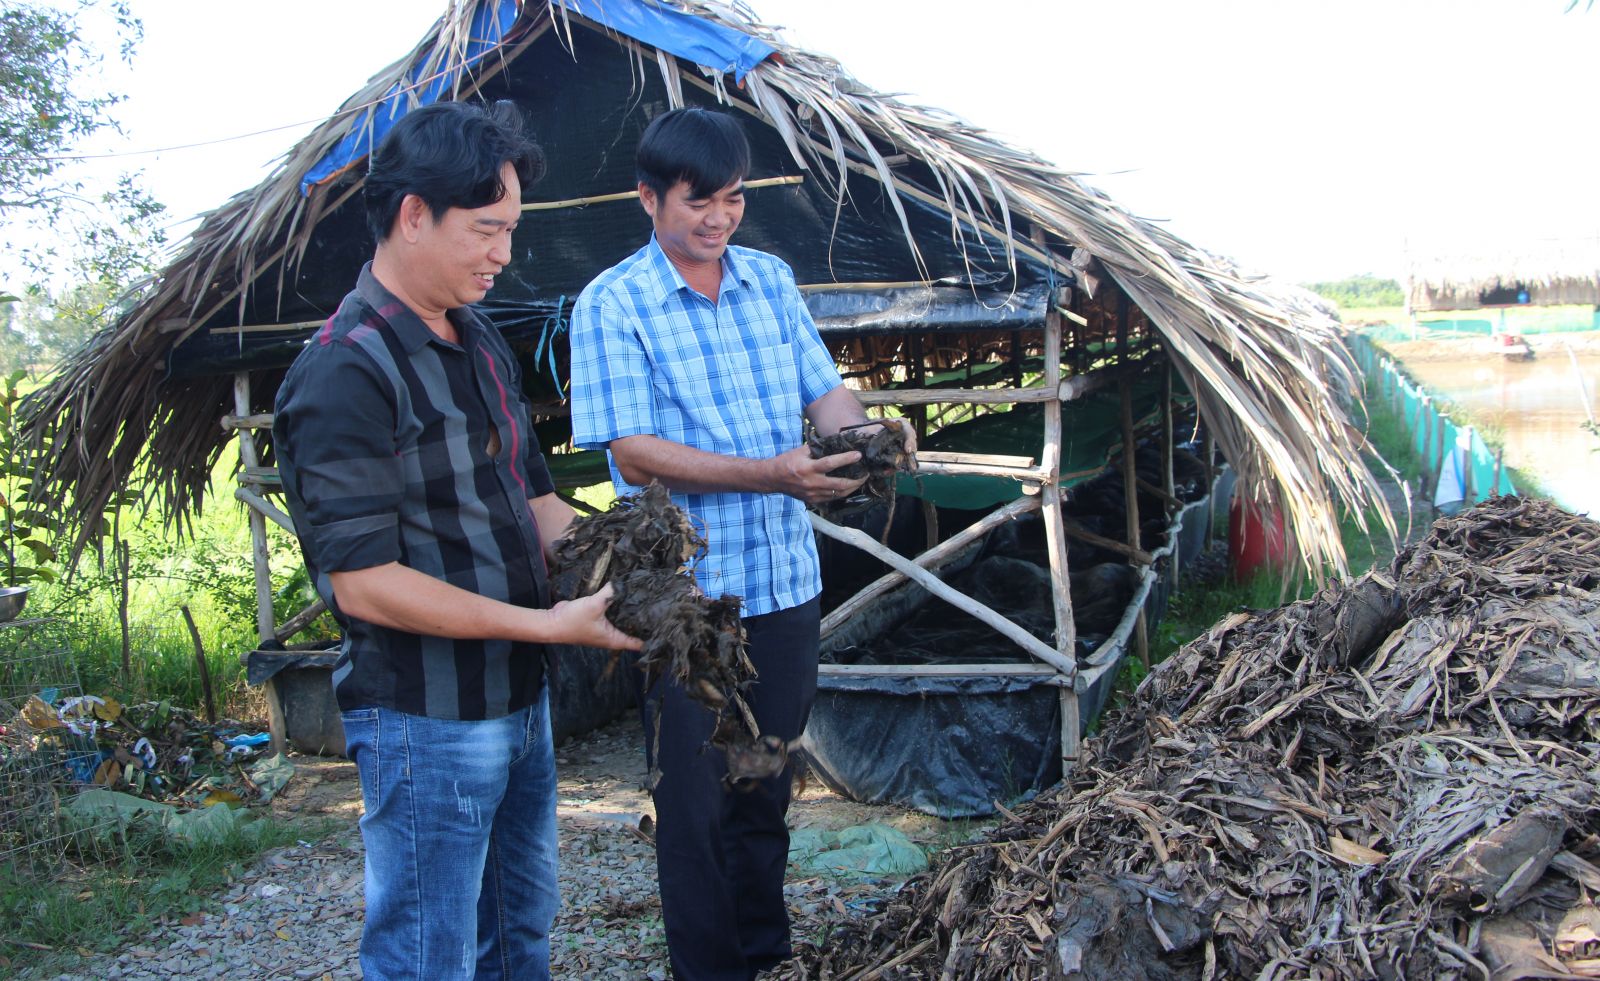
left=7, top=457, right=328, bottom=720
left=1106, top=374, right=1433, bottom=709
left=0, top=814, right=336, bottom=977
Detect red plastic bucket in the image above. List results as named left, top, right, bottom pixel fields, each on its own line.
left=1228, top=489, right=1287, bottom=581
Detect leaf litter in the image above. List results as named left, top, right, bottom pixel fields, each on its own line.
left=779, top=495, right=1600, bottom=980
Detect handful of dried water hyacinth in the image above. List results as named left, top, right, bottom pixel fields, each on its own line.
left=807, top=420, right=915, bottom=518
left=551, top=482, right=789, bottom=787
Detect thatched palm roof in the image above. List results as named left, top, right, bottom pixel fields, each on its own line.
left=1408, top=239, right=1600, bottom=311
left=26, top=0, right=1392, bottom=575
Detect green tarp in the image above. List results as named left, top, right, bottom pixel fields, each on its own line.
left=896, top=372, right=1181, bottom=510
left=787, top=823, right=928, bottom=877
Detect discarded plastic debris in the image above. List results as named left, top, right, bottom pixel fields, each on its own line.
left=788, top=824, right=929, bottom=878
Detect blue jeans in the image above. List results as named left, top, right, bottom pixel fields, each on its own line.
left=341, top=688, right=559, bottom=980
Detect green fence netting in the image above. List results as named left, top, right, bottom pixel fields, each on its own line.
left=1346, top=332, right=1517, bottom=505
left=1361, top=307, right=1598, bottom=341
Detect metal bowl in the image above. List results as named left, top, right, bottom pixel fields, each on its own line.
left=0, top=586, right=30, bottom=623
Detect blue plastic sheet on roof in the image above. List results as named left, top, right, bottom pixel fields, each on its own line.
left=554, top=0, right=774, bottom=81
left=300, top=0, right=775, bottom=196
left=300, top=0, right=521, bottom=194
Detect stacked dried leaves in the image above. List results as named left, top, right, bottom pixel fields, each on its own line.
left=786, top=496, right=1600, bottom=980
left=808, top=422, right=915, bottom=519
left=551, top=483, right=782, bottom=786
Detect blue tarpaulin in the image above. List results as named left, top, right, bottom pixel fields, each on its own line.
left=556, top=0, right=774, bottom=81
left=301, top=0, right=774, bottom=196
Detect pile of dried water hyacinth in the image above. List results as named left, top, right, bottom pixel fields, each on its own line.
left=785, top=496, right=1600, bottom=980
left=551, top=482, right=786, bottom=785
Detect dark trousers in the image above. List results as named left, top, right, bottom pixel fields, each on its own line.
left=637, top=598, right=821, bottom=981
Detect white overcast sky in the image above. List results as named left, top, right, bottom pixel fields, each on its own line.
left=49, top=0, right=1600, bottom=283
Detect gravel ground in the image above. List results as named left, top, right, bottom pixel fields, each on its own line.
left=45, top=711, right=957, bottom=980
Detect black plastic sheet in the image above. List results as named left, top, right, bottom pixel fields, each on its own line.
left=801, top=469, right=1226, bottom=818
left=169, top=20, right=1059, bottom=381
left=799, top=674, right=1063, bottom=819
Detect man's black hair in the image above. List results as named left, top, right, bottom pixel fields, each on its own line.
left=635, top=107, right=750, bottom=200
left=364, top=100, right=546, bottom=242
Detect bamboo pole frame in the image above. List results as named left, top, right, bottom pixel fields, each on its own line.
left=233, top=373, right=287, bottom=755
left=1039, top=283, right=1080, bottom=766
left=520, top=174, right=803, bottom=212
left=820, top=494, right=1041, bottom=637
left=234, top=374, right=276, bottom=645
left=809, top=513, right=1075, bottom=676
left=1116, top=301, right=1150, bottom=672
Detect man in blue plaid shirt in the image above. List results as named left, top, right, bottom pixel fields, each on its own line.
left=570, top=107, right=912, bottom=980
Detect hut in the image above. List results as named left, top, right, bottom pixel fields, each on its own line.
left=25, top=0, right=1392, bottom=812
left=1407, top=239, right=1600, bottom=312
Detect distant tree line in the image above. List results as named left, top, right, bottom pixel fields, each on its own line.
left=1303, top=275, right=1404, bottom=309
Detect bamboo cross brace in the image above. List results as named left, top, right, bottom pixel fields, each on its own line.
left=235, top=486, right=295, bottom=535
left=809, top=512, right=1075, bottom=676
left=520, top=174, right=803, bottom=212
left=820, top=495, right=1041, bottom=637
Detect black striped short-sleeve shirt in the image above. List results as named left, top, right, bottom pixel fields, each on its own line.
left=274, top=263, right=556, bottom=720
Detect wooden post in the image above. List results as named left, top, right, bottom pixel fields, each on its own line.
left=1427, top=392, right=1440, bottom=464
left=1160, top=359, right=1177, bottom=582
left=234, top=373, right=287, bottom=755
left=1492, top=446, right=1504, bottom=497
left=1117, top=295, right=1149, bottom=671
left=1461, top=426, right=1476, bottom=503
left=263, top=678, right=288, bottom=757
left=181, top=605, right=216, bottom=724
left=1043, top=290, right=1079, bottom=767
left=1034, top=229, right=1079, bottom=768
left=911, top=334, right=938, bottom=549
left=234, top=373, right=276, bottom=646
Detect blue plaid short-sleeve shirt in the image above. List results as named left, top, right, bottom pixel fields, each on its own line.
left=570, top=238, right=843, bottom=615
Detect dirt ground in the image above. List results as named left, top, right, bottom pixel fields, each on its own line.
left=266, top=707, right=978, bottom=848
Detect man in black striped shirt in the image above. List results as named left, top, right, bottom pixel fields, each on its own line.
left=275, top=100, right=638, bottom=981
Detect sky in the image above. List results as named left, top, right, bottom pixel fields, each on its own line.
left=32, top=0, right=1600, bottom=284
